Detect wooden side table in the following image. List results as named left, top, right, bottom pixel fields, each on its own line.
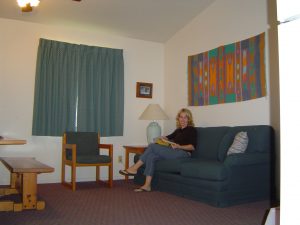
left=123, top=145, right=147, bottom=181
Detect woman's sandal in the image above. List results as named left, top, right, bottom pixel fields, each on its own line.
left=119, top=169, right=137, bottom=176
left=134, top=187, right=151, bottom=192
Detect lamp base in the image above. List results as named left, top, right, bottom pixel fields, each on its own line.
left=146, top=121, right=161, bottom=144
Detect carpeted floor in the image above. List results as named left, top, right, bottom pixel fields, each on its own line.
left=0, top=181, right=270, bottom=225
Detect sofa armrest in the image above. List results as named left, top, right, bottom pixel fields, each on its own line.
left=224, top=152, right=270, bottom=167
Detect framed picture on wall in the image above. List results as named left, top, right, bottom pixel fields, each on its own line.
left=136, top=82, right=153, bottom=98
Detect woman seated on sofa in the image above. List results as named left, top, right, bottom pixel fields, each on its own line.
left=119, top=108, right=197, bottom=192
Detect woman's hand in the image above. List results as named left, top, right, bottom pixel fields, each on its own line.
left=171, top=143, right=181, bottom=149
left=171, top=143, right=195, bottom=151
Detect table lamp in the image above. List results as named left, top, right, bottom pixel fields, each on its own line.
left=139, top=104, right=169, bottom=143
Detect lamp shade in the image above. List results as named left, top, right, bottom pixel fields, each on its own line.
left=139, top=104, right=168, bottom=143
left=139, top=104, right=168, bottom=120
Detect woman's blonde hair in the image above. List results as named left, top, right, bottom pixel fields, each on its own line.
left=176, top=108, right=195, bottom=128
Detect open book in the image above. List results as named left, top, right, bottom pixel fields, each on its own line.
left=155, top=138, right=176, bottom=146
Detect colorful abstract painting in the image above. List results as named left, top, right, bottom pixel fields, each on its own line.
left=188, top=32, right=266, bottom=106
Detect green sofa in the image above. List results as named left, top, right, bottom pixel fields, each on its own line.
left=134, top=125, right=275, bottom=207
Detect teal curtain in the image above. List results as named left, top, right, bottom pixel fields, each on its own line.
left=32, top=39, right=78, bottom=136
left=32, top=39, right=124, bottom=137
left=77, top=46, right=124, bottom=136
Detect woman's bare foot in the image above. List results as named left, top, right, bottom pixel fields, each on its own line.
left=134, top=185, right=151, bottom=192
left=139, top=185, right=151, bottom=191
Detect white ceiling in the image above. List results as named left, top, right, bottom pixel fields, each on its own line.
left=0, top=0, right=215, bottom=43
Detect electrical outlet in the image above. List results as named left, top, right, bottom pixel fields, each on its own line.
left=118, top=156, right=122, bottom=163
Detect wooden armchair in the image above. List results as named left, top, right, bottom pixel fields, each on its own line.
left=61, top=132, right=113, bottom=191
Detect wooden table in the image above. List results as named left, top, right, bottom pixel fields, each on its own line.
left=0, top=157, right=54, bottom=212
left=0, top=137, right=26, bottom=145
left=0, top=137, right=26, bottom=211
left=123, top=145, right=147, bottom=181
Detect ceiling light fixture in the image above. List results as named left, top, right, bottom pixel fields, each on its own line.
left=17, top=0, right=40, bottom=12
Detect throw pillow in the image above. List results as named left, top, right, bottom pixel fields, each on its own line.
left=227, top=131, right=249, bottom=155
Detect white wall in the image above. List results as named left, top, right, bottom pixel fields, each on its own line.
left=0, top=0, right=272, bottom=185
left=278, top=7, right=300, bottom=224
left=164, top=0, right=270, bottom=133
left=0, top=18, right=164, bottom=184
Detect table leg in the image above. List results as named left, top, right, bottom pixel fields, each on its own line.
left=0, top=173, right=45, bottom=211
left=125, top=149, right=129, bottom=181
left=0, top=173, right=20, bottom=211
left=22, top=173, right=38, bottom=209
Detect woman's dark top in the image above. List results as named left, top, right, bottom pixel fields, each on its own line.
left=166, top=126, right=197, bottom=149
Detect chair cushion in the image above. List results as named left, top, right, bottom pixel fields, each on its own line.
left=180, top=160, right=228, bottom=181
left=66, top=155, right=111, bottom=164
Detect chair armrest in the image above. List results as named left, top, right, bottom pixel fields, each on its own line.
left=224, top=152, right=270, bottom=167
left=63, top=143, right=75, bottom=149
left=98, top=144, right=113, bottom=157
left=62, top=143, right=77, bottom=162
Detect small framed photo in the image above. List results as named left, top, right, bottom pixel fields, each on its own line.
left=136, top=82, right=153, bottom=98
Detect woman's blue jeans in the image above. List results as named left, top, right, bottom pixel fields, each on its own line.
left=139, top=143, right=190, bottom=176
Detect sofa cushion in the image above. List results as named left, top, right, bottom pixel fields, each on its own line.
left=224, top=152, right=270, bottom=166
left=217, top=132, right=235, bottom=161
left=227, top=125, right=274, bottom=153
left=192, top=127, right=230, bottom=160
left=180, top=160, right=228, bottom=181
left=155, top=158, right=191, bottom=173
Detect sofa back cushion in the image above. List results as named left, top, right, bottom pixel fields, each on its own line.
left=192, top=127, right=230, bottom=160
left=217, top=132, right=236, bottom=161
left=193, top=125, right=274, bottom=162
left=227, top=125, right=274, bottom=153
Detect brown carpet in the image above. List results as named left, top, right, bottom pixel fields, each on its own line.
left=0, top=181, right=270, bottom=225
